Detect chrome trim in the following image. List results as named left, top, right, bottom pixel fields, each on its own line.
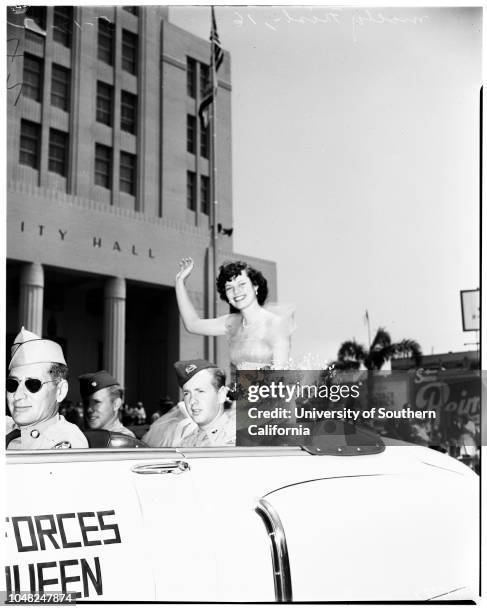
left=6, top=445, right=310, bottom=464
left=131, top=461, right=190, bottom=475
left=255, top=498, right=293, bottom=602
left=6, top=448, right=185, bottom=465
left=176, top=446, right=307, bottom=459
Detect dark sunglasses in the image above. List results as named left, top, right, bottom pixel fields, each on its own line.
left=6, top=378, right=56, bottom=394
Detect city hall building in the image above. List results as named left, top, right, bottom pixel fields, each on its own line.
left=6, top=6, right=277, bottom=409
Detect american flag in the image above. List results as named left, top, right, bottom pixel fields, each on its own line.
left=198, top=7, right=224, bottom=126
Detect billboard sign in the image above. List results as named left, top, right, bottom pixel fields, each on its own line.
left=460, top=289, right=480, bottom=331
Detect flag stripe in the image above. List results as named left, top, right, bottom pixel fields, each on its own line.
left=198, top=6, right=224, bottom=126
left=211, top=5, right=224, bottom=70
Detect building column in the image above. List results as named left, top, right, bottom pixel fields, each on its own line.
left=103, top=277, right=126, bottom=386
left=19, top=263, right=44, bottom=335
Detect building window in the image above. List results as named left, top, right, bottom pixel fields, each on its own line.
left=122, top=30, right=138, bottom=75
left=19, top=120, right=40, bottom=169
left=48, top=129, right=68, bottom=176
left=25, top=6, right=46, bottom=29
left=121, top=91, right=137, bottom=134
left=200, top=63, right=210, bottom=97
left=53, top=6, right=73, bottom=47
left=25, top=7, right=46, bottom=43
left=22, top=54, right=43, bottom=102
left=120, top=152, right=136, bottom=195
left=187, top=57, right=196, bottom=98
left=25, top=6, right=46, bottom=39
left=96, top=81, right=113, bottom=126
left=187, top=115, right=196, bottom=154
left=187, top=171, right=196, bottom=211
left=51, top=64, right=70, bottom=111
left=95, top=143, right=112, bottom=188
left=200, top=121, right=209, bottom=159
left=123, top=7, right=138, bottom=16
left=201, top=175, right=210, bottom=215
left=98, top=19, right=114, bottom=65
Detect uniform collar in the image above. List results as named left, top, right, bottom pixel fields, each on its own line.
left=19, top=413, right=60, bottom=440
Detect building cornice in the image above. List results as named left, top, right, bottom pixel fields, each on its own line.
left=8, top=181, right=213, bottom=241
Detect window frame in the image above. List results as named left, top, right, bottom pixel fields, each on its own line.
left=121, top=29, right=138, bottom=75
left=53, top=6, right=73, bottom=47
left=97, top=19, right=115, bottom=66
left=19, top=120, right=41, bottom=169
left=200, top=120, right=209, bottom=159
left=121, top=90, right=137, bottom=134
left=48, top=128, right=68, bottom=177
left=187, top=170, right=196, bottom=211
left=187, top=114, right=196, bottom=154
left=119, top=151, right=137, bottom=196
left=96, top=81, right=113, bottom=127
left=201, top=175, right=210, bottom=215
left=187, top=57, right=196, bottom=99
left=200, top=63, right=210, bottom=97
left=51, top=64, right=70, bottom=111
left=22, top=53, right=43, bottom=102
left=94, top=143, right=112, bottom=189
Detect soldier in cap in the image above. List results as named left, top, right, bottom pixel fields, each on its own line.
left=78, top=370, right=135, bottom=437
left=173, top=359, right=235, bottom=447
left=6, top=327, right=88, bottom=450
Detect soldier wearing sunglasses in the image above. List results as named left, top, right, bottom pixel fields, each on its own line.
left=6, top=327, right=88, bottom=450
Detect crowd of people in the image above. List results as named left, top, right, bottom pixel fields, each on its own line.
left=60, top=398, right=159, bottom=429
left=379, top=404, right=480, bottom=473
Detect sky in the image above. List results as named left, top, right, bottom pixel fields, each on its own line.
left=170, top=5, right=482, bottom=364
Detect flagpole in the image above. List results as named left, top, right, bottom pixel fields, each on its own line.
left=366, top=310, right=371, bottom=350
left=209, top=7, right=218, bottom=364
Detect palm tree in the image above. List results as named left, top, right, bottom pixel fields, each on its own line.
left=333, top=328, right=422, bottom=414
left=335, top=327, right=422, bottom=371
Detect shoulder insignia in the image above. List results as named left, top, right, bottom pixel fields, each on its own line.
left=52, top=441, right=72, bottom=450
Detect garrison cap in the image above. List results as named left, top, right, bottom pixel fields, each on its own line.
left=9, top=327, right=66, bottom=370
left=174, top=359, right=218, bottom=387
left=78, top=370, right=119, bottom=399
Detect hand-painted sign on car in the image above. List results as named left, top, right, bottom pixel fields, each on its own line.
left=5, top=510, right=121, bottom=598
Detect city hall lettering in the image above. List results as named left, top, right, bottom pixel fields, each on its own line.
left=19, top=221, right=156, bottom=259
left=4, top=510, right=122, bottom=599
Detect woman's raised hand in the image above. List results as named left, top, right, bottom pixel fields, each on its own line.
left=176, top=257, right=194, bottom=283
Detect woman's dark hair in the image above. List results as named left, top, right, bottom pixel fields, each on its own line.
left=216, top=261, right=268, bottom=312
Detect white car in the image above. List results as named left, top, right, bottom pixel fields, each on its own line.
left=3, top=431, right=479, bottom=603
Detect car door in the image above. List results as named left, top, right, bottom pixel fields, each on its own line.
left=128, top=450, right=221, bottom=601
left=4, top=447, right=211, bottom=602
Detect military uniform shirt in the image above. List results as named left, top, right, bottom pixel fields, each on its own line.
left=179, top=406, right=236, bottom=447
left=109, top=420, right=136, bottom=438
left=7, top=414, right=89, bottom=450
left=143, top=403, right=193, bottom=447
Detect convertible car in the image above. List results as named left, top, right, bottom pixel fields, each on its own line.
left=3, top=429, right=479, bottom=603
